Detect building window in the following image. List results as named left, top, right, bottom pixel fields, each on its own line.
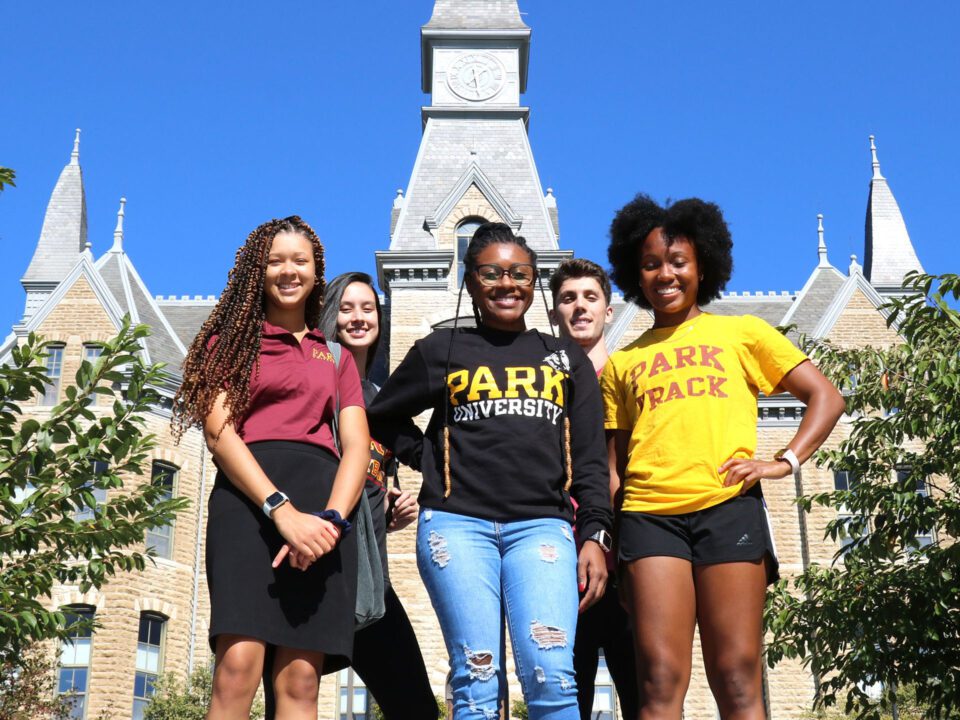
left=41, top=344, right=65, bottom=406
left=132, top=612, right=165, bottom=720
left=896, top=467, right=935, bottom=548
left=455, top=218, right=485, bottom=286
left=833, top=469, right=865, bottom=554
left=338, top=668, right=372, bottom=720
left=75, top=460, right=109, bottom=522
left=58, top=605, right=95, bottom=719
left=589, top=651, right=615, bottom=720
left=145, top=461, right=177, bottom=559
left=83, top=344, right=103, bottom=401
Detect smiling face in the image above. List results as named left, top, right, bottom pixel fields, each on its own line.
left=263, top=231, right=316, bottom=319
left=550, top=276, right=613, bottom=349
left=466, top=242, right=535, bottom=332
left=336, top=281, right=380, bottom=352
left=638, top=227, right=702, bottom=328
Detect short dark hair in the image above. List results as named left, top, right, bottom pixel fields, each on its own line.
left=318, top=271, right=382, bottom=372
left=549, top=258, right=612, bottom=306
left=607, top=194, right=733, bottom=308
left=463, top=222, right=537, bottom=276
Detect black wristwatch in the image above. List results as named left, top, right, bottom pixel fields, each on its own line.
left=587, top=529, right=613, bottom=553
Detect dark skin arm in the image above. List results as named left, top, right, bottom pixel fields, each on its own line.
left=719, top=359, right=845, bottom=491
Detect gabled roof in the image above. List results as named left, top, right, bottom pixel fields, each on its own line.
left=864, top=136, right=923, bottom=288
left=154, top=297, right=215, bottom=349
left=96, top=250, right=187, bottom=371
left=1, top=251, right=125, bottom=364
left=425, top=161, right=522, bottom=232
left=390, top=117, right=557, bottom=251
left=812, top=258, right=896, bottom=339
left=780, top=266, right=847, bottom=340
left=22, top=130, right=88, bottom=285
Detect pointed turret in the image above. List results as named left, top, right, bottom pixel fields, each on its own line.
left=864, top=135, right=924, bottom=293
left=817, top=213, right=830, bottom=268
left=110, top=197, right=127, bottom=252
left=20, top=129, right=89, bottom=319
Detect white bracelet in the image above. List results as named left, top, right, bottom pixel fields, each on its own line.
left=774, top=448, right=801, bottom=477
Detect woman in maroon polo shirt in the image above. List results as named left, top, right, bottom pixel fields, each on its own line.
left=172, top=216, right=369, bottom=719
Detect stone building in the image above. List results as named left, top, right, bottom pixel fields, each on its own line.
left=2, top=1, right=927, bottom=718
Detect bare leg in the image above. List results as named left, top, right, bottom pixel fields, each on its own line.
left=694, top=559, right=768, bottom=720
left=271, top=647, right=325, bottom=720
left=208, top=635, right=266, bottom=719
left=623, top=557, right=697, bottom=720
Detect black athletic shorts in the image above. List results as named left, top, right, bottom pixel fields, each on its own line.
left=619, top=484, right=779, bottom=585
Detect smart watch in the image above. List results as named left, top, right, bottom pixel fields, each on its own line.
left=774, top=448, right=801, bottom=478
left=587, top=529, right=613, bottom=553
left=261, top=491, right=290, bottom=518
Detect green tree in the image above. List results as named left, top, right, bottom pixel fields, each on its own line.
left=143, top=665, right=264, bottom=720
left=0, top=320, right=189, bottom=660
left=0, top=167, right=14, bottom=193
left=765, top=273, right=960, bottom=720
left=0, top=643, right=72, bottom=719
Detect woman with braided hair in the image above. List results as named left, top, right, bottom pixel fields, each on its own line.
left=366, top=222, right=613, bottom=720
left=172, top=216, right=369, bottom=720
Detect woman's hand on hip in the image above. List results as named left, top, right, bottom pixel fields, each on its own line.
left=718, top=456, right=792, bottom=494
left=577, top=540, right=608, bottom=613
left=271, top=505, right=341, bottom=570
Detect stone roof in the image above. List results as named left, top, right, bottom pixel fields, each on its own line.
left=863, top=136, right=924, bottom=288
left=155, top=299, right=214, bottom=349
left=780, top=266, right=847, bottom=341
left=96, top=251, right=187, bottom=375
left=22, top=133, right=88, bottom=284
left=703, top=292, right=796, bottom=327
left=424, top=0, right=528, bottom=30
left=390, top=116, right=556, bottom=251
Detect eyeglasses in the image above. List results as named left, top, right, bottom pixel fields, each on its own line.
left=474, top=263, right=536, bottom=286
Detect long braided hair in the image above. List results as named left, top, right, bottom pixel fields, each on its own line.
left=442, top=222, right=572, bottom=496
left=171, top=216, right=326, bottom=442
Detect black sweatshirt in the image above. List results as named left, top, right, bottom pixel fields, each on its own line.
left=367, top=326, right=612, bottom=541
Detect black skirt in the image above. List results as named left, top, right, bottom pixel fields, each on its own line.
left=206, top=440, right=357, bottom=673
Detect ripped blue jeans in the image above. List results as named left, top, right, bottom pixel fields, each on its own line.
left=417, top=509, right=579, bottom=720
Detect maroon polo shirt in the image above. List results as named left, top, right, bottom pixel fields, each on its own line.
left=237, top=321, right=364, bottom=456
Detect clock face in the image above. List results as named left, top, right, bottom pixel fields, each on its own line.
left=446, top=53, right=505, bottom=101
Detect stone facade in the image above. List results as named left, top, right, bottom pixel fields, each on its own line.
left=2, top=3, right=927, bottom=720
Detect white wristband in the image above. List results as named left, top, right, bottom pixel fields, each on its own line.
left=775, top=448, right=801, bottom=477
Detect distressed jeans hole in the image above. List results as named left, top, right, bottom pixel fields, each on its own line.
left=538, top=543, right=558, bottom=563
left=464, top=646, right=497, bottom=682
left=529, top=620, right=568, bottom=650
left=428, top=530, right=450, bottom=568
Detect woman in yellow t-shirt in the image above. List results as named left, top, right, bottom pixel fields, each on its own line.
left=601, top=194, right=845, bottom=720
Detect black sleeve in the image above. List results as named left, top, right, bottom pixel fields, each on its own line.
left=565, top=340, right=613, bottom=539
left=366, top=340, right=434, bottom=471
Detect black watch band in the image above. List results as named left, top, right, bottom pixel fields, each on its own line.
left=587, top=529, right=613, bottom=553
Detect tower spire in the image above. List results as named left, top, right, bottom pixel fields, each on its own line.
left=869, top=134, right=883, bottom=180
left=70, top=128, right=81, bottom=166
left=111, top=197, right=126, bottom=252
left=817, top=213, right=830, bottom=268
left=20, top=129, right=89, bottom=320
left=863, top=135, right=923, bottom=292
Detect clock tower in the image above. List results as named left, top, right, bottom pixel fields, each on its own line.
left=377, top=0, right=569, bottom=372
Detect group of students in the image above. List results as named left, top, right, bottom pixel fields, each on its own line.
left=171, top=193, right=845, bottom=720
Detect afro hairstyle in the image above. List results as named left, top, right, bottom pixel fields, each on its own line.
left=607, top=193, right=733, bottom=309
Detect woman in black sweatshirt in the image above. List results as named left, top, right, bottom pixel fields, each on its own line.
left=367, top=223, right=613, bottom=720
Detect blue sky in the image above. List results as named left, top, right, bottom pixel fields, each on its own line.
left=1, top=1, right=957, bottom=332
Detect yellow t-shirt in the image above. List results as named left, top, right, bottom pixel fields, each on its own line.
left=601, top=313, right=808, bottom=515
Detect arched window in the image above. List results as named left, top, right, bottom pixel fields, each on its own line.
left=133, top=612, right=166, bottom=720
left=455, top=218, right=485, bottom=286
left=58, top=604, right=96, bottom=718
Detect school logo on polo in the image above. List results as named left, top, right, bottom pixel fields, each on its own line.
left=311, top=347, right=335, bottom=363
left=446, top=365, right=567, bottom=425
left=630, top=345, right=729, bottom=412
